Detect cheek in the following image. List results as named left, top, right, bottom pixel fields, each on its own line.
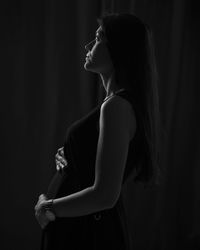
left=94, top=47, right=110, bottom=64
left=88, top=44, right=113, bottom=70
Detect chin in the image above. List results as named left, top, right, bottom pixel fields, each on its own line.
left=84, top=62, right=98, bottom=73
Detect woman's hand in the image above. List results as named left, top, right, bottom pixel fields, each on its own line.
left=34, top=194, right=55, bottom=229
left=55, top=147, right=68, bottom=171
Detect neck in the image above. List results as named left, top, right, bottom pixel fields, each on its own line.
left=100, top=71, right=121, bottom=97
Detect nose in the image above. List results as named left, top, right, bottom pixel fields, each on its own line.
left=85, top=39, right=95, bottom=51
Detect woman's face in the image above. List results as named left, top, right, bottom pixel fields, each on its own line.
left=84, top=26, right=114, bottom=75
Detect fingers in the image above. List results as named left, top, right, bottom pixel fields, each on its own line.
left=57, top=147, right=64, bottom=156
left=57, top=146, right=65, bottom=157
left=39, top=194, right=47, bottom=201
left=35, top=195, right=55, bottom=229
left=35, top=210, right=50, bottom=229
left=55, top=147, right=68, bottom=171
left=34, top=194, right=48, bottom=212
left=35, top=201, right=53, bottom=229
left=55, top=154, right=67, bottom=166
left=56, top=163, right=65, bottom=172
left=37, top=194, right=47, bottom=206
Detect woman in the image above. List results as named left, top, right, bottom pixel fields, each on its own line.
left=35, top=12, right=165, bottom=250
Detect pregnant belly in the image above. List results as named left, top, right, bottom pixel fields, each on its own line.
left=46, top=166, right=81, bottom=199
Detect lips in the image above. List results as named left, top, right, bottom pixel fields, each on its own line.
left=86, top=54, right=92, bottom=59
left=86, top=56, right=91, bottom=61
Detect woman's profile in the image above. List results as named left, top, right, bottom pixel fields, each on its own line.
left=34, top=11, right=164, bottom=250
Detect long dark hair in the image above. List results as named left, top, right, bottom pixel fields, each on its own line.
left=97, top=12, right=167, bottom=188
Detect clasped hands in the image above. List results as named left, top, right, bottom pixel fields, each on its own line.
left=34, top=194, right=55, bottom=229
left=34, top=147, right=68, bottom=229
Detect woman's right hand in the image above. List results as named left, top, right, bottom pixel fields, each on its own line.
left=55, top=147, right=68, bottom=171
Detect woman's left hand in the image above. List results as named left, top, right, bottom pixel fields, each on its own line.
left=34, top=194, right=55, bottom=229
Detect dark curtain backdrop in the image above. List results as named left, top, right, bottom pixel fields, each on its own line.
left=1, top=0, right=199, bottom=250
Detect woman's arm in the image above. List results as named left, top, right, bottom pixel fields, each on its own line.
left=48, top=186, right=110, bottom=217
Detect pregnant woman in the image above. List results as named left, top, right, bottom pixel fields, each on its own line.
left=34, top=12, right=163, bottom=250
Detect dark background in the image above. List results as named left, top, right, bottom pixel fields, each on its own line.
left=1, top=0, right=200, bottom=249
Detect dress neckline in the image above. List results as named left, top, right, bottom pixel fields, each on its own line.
left=103, top=88, right=126, bottom=102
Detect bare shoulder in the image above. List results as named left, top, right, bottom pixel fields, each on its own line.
left=102, top=94, right=131, bottom=108
left=100, top=95, right=137, bottom=140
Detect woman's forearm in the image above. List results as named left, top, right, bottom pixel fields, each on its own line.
left=51, top=186, right=112, bottom=217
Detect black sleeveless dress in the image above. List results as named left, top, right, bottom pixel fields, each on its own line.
left=40, top=89, right=144, bottom=250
